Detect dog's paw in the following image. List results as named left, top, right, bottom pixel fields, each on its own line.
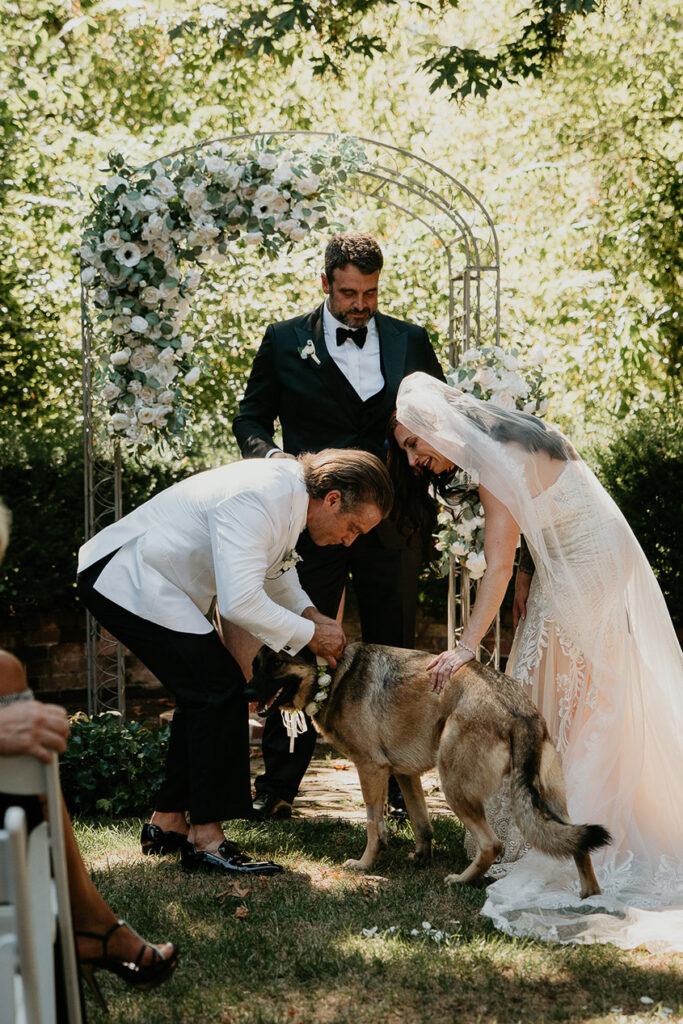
left=443, top=872, right=465, bottom=886
left=343, top=858, right=369, bottom=871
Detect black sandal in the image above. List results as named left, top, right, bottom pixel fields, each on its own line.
left=77, top=919, right=178, bottom=1010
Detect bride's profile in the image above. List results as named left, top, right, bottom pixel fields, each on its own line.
left=389, top=371, right=683, bottom=953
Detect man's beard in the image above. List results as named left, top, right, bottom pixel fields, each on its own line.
left=328, top=297, right=377, bottom=328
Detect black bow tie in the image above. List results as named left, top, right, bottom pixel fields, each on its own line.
left=336, top=326, right=367, bottom=349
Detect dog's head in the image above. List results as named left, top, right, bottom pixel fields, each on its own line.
left=244, top=646, right=318, bottom=717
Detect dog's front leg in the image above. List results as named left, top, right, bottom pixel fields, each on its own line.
left=394, top=773, right=433, bottom=865
left=343, top=764, right=389, bottom=871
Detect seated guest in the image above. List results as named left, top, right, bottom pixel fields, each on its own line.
left=0, top=498, right=178, bottom=1008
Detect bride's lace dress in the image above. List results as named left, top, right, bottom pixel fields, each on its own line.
left=477, top=463, right=683, bottom=952
left=397, top=373, right=683, bottom=952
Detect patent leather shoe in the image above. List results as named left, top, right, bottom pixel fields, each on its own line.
left=141, top=822, right=189, bottom=856
left=181, top=839, right=283, bottom=875
left=251, top=793, right=293, bottom=820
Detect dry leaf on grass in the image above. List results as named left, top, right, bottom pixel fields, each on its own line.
left=333, top=762, right=349, bottom=770
left=234, top=905, right=249, bottom=919
left=215, top=881, right=253, bottom=902
left=221, top=1011, right=237, bottom=1024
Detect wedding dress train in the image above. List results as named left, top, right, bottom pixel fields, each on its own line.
left=480, top=463, right=683, bottom=953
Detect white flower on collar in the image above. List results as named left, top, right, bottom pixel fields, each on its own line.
left=298, top=339, right=320, bottom=365
left=281, top=548, right=302, bottom=572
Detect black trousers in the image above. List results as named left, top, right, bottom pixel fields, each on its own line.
left=77, top=557, right=252, bottom=824
left=255, top=523, right=422, bottom=802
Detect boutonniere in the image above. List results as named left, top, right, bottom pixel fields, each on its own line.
left=298, top=339, right=320, bottom=365
left=281, top=548, right=302, bottom=572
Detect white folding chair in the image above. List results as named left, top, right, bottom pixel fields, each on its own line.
left=0, top=805, right=38, bottom=1024
left=0, top=756, right=82, bottom=1024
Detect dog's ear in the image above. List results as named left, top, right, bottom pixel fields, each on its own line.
left=251, top=643, right=272, bottom=676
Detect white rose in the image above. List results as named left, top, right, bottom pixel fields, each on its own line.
left=475, top=366, right=496, bottom=389
left=158, top=346, right=177, bottom=364
left=158, top=389, right=175, bottom=403
left=450, top=540, right=468, bottom=557
left=460, top=348, right=480, bottom=363
left=502, top=353, right=519, bottom=370
left=117, top=243, right=142, bottom=267
left=130, top=315, right=149, bottom=334
left=273, top=162, right=293, bottom=186
left=492, top=345, right=505, bottom=359
left=305, top=701, right=319, bottom=716
left=153, top=409, right=170, bottom=428
left=185, top=268, right=202, bottom=291
left=317, top=673, right=332, bottom=687
left=158, top=280, right=179, bottom=299
left=257, top=151, right=278, bottom=170
left=184, top=366, right=201, bottom=386
left=140, top=193, right=160, bottom=211
left=227, top=203, right=246, bottom=221
left=182, top=180, right=206, bottom=206
left=129, top=350, right=149, bottom=371
left=128, top=380, right=142, bottom=394
left=314, top=690, right=327, bottom=703
left=137, top=408, right=156, bottom=424
left=253, top=183, right=279, bottom=207
left=151, top=176, right=177, bottom=199
left=204, top=154, right=228, bottom=173
left=80, top=266, right=97, bottom=285
left=489, top=392, right=517, bottom=410
left=103, top=228, right=123, bottom=249
left=110, top=412, right=131, bottom=430
left=93, top=287, right=110, bottom=307
left=141, top=213, right=167, bottom=241
left=465, top=550, right=487, bottom=579
left=110, top=316, right=128, bottom=335
left=102, top=268, right=127, bottom=287
left=178, top=333, right=195, bottom=352
left=101, top=382, right=121, bottom=402
left=118, top=193, right=143, bottom=215
left=139, top=386, right=156, bottom=403
left=523, top=400, right=537, bottom=415
left=155, top=363, right=179, bottom=384
left=79, top=243, right=97, bottom=262
left=142, top=286, right=160, bottom=306
left=538, top=398, right=549, bottom=414
left=110, top=347, right=132, bottom=366
left=296, top=173, right=320, bottom=196
left=243, top=232, right=263, bottom=246
left=278, top=218, right=299, bottom=237
left=105, top=175, right=128, bottom=193
left=290, top=226, right=308, bottom=242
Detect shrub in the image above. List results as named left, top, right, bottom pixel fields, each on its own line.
left=0, top=427, right=189, bottom=616
left=588, top=405, right=682, bottom=628
left=60, top=713, right=170, bottom=818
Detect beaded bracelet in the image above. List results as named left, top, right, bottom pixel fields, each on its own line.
left=457, top=641, right=476, bottom=658
left=0, top=689, right=34, bottom=708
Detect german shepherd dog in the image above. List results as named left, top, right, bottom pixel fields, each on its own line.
left=245, top=643, right=611, bottom=896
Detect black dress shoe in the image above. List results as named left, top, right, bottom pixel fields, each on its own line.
left=252, top=794, right=293, bottom=820
left=181, top=840, right=283, bottom=876
left=141, top=823, right=189, bottom=856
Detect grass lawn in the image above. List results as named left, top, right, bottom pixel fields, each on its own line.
left=74, top=815, right=683, bottom=1024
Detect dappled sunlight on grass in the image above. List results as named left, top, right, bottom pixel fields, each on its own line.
left=74, top=817, right=683, bottom=1024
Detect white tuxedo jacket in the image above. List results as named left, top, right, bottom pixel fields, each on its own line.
left=77, top=459, right=315, bottom=655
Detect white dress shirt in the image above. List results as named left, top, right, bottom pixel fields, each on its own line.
left=78, top=460, right=315, bottom=655
left=322, top=302, right=384, bottom=401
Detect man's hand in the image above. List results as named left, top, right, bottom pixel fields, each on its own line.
left=512, top=570, right=532, bottom=630
left=426, top=647, right=474, bottom=694
left=307, top=619, right=345, bottom=667
left=0, top=702, right=70, bottom=763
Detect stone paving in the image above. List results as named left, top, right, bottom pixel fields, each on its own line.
left=249, top=741, right=452, bottom=821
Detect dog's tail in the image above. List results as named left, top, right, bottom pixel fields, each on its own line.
left=509, top=720, right=611, bottom=859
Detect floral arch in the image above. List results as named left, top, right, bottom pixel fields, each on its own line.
left=80, top=131, right=501, bottom=715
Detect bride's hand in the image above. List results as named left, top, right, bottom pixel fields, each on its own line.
left=426, top=647, right=474, bottom=694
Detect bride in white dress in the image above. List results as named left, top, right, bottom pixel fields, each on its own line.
left=391, top=371, right=683, bottom=953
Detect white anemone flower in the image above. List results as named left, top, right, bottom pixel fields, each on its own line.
left=117, top=243, right=143, bottom=267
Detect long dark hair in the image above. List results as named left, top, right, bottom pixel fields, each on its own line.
left=386, top=413, right=455, bottom=560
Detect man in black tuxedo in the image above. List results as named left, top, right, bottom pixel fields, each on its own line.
left=233, top=232, right=444, bottom=817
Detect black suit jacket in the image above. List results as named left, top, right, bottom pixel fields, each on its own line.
left=233, top=304, right=445, bottom=462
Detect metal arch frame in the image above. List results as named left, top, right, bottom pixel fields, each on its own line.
left=82, top=131, right=501, bottom=716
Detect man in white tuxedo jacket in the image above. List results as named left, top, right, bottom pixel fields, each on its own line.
left=77, top=450, right=392, bottom=875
